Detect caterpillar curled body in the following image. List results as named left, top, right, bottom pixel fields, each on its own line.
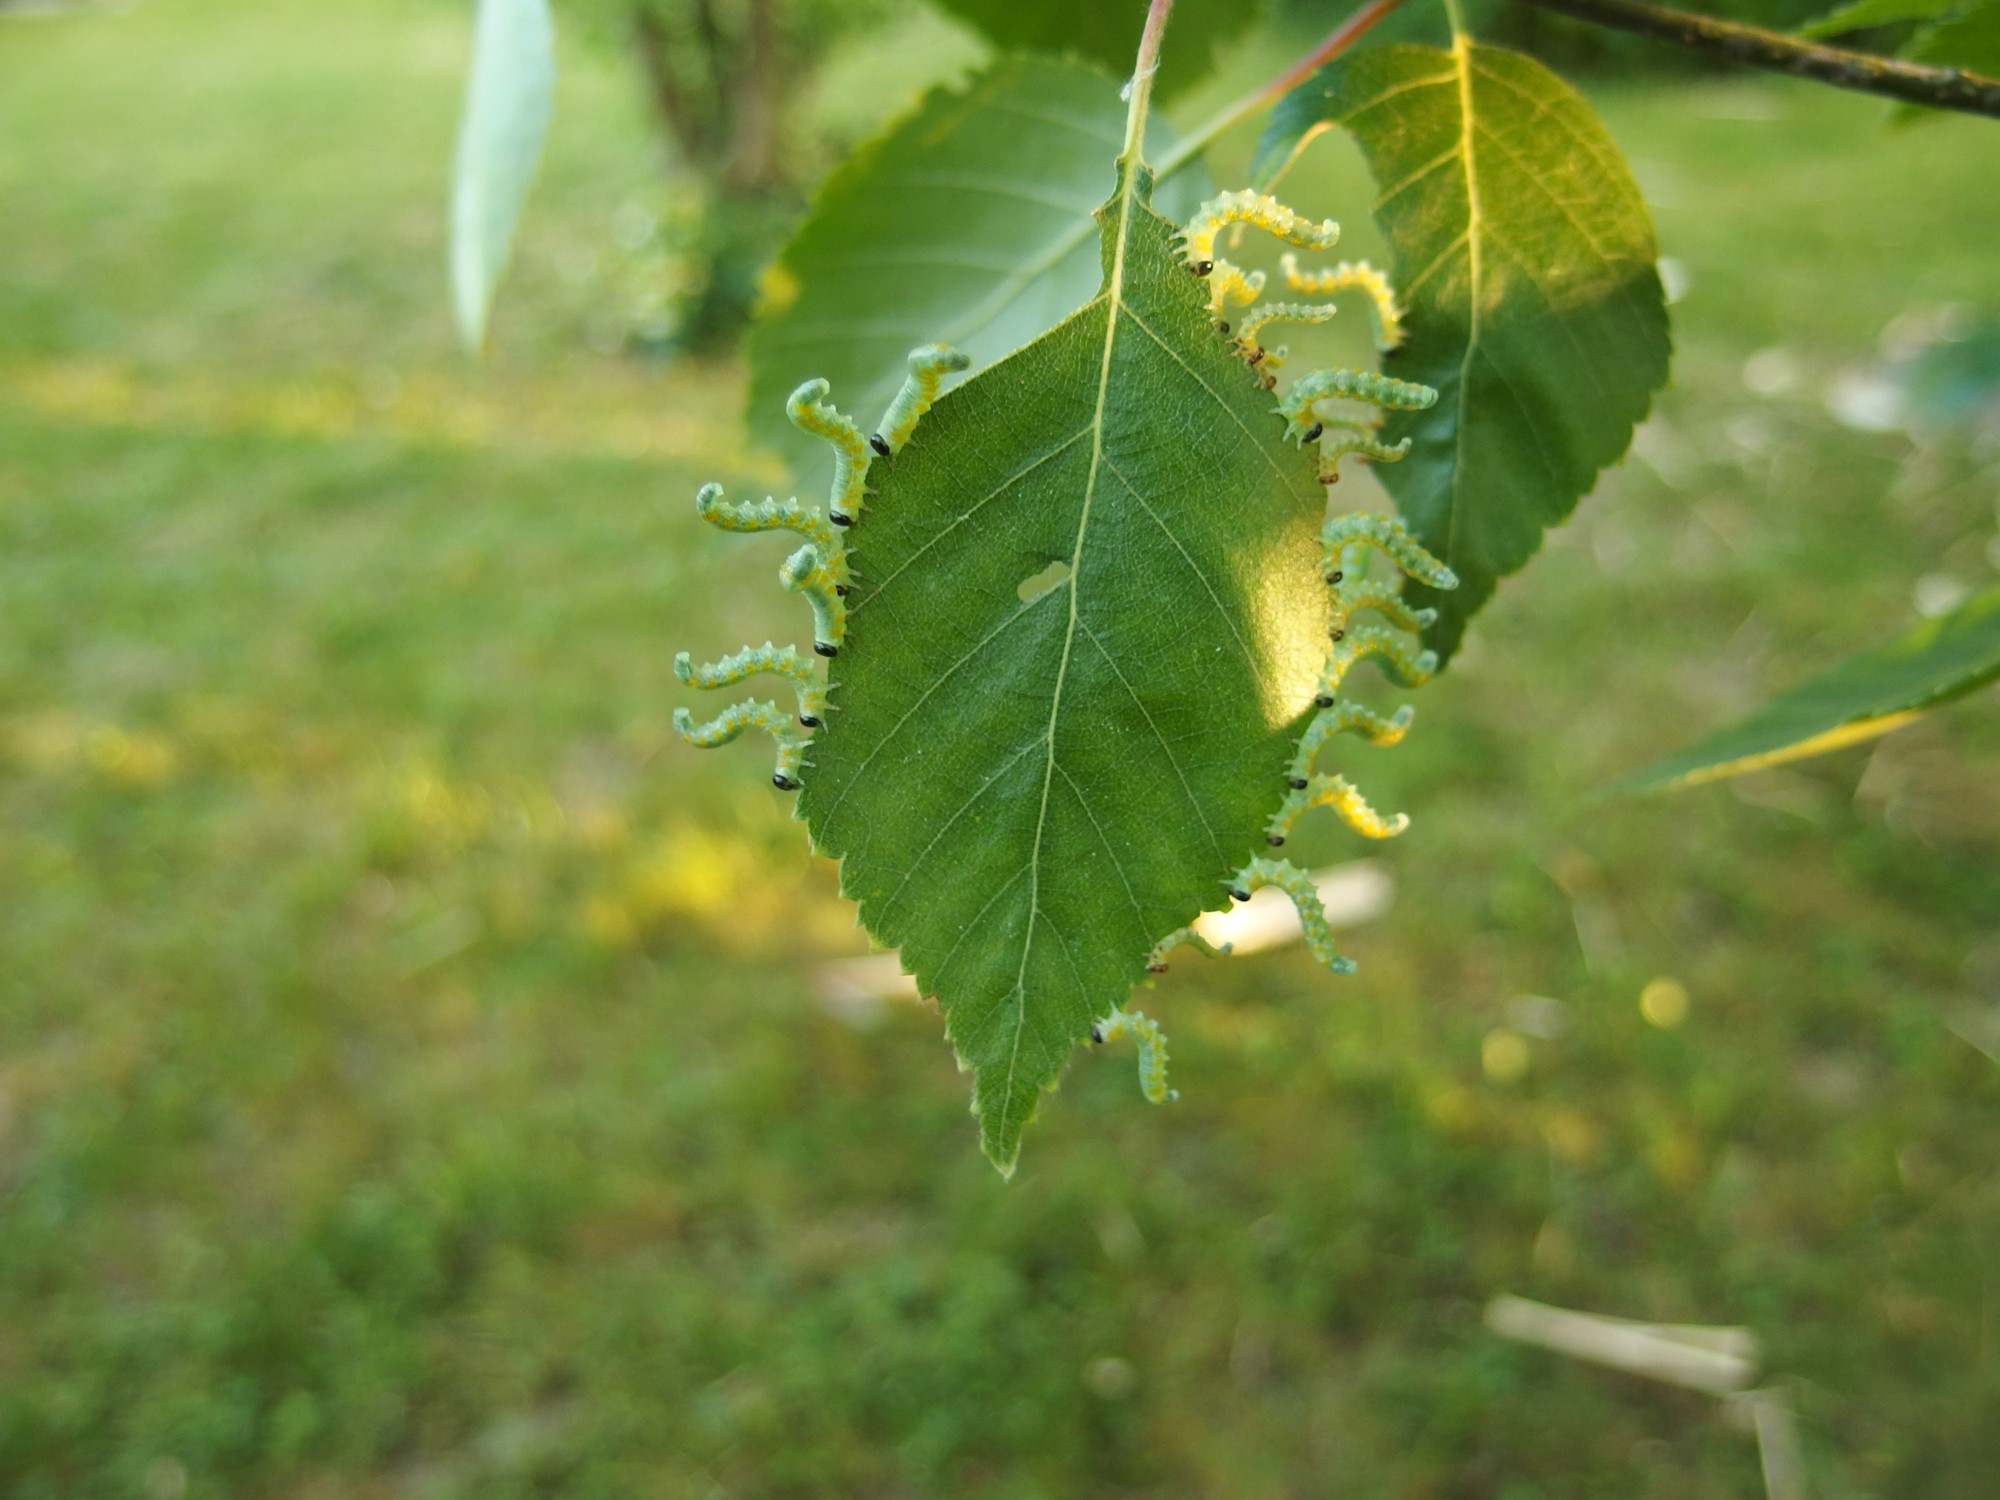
left=779, top=544, right=850, bottom=658
left=1143, top=925, right=1232, bottom=974
left=1224, top=857, right=1356, bottom=975
left=1278, top=254, right=1405, bottom=351
left=693, top=483, right=838, bottom=556
left=1234, top=299, right=1338, bottom=356
left=1328, top=578, right=1437, bottom=640
left=1321, top=513, right=1458, bottom=590
left=1182, top=188, right=1341, bottom=267
left=1092, top=1007, right=1179, bottom=1104
left=675, top=642, right=829, bottom=729
left=673, top=699, right=806, bottom=790
left=1266, top=773, right=1408, bottom=846
left=872, top=344, right=971, bottom=457
left=787, top=379, right=872, bottom=525
left=1279, top=368, right=1437, bottom=443
left=1280, top=703, right=1411, bottom=799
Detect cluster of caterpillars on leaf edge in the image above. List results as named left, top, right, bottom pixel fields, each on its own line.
left=675, top=190, right=1455, bottom=1114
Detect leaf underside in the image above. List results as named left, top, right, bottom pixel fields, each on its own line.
left=1256, top=43, right=1670, bottom=663
left=1608, top=582, right=2000, bottom=794
left=747, top=59, right=1212, bottom=501
left=797, top=164, right=1326, bottom=1174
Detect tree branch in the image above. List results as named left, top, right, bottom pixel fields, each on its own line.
left=1512, top=0, right=2000, bottom=120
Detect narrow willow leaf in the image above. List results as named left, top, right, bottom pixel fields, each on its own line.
left=746, top=59, right=1211, bottom=493
left=1607, top=584, right=2000, bottom=795
left=929, top=0, right=1263, bottom=98
left=1796, top=0, right=1963, bottom=39
left=1252, top=43, right=1670, bottom=662
left=793, top=163, right=1331, bottom=1174
left=450, top=0, right=556, bottom=352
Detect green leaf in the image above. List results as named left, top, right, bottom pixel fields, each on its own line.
left=1796, top=0, right=1961, bottom=39
left=794, top=162, right=1332, bottom=1174
left=450, top=0, right=556, bottom=353
left=1905, top=0, right=2000, bottom=74
left=746, top=59, right=1212, bottom=494
left=1252, top=43, right=1670, bottom=663
left=928, top=0, right=1262, bottom=98
left=1607, top=584, right=2000, bottom=795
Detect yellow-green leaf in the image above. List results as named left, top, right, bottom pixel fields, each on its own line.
left=1607, top=583, right=2000, bottom=794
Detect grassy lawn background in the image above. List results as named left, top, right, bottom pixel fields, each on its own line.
left=2, top=1, right=1997, bottom=1496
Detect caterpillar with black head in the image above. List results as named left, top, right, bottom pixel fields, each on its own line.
left=675, top=347, right=970, bottom=793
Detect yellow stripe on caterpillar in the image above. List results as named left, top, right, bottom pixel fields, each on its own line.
left=1183, top=189, right=1340, bottom=267
left=1205, top=262, right=1266, bottom=319
left=1265, top=773, right=1409, bottom=845
left=1278, top=254, right=1406, bottom=350
left=1314, top=625, right=1439, bottom=699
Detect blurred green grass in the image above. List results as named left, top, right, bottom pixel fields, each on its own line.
left=2, top=2, right=1998, bottom=1497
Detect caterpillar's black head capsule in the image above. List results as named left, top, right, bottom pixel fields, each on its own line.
left=830, top=512, right=854, bottom=527
left=1326, top=569, right=1344, bottom=585
left=1266, top=834, right=1285, bottom=847
left=1314, top=694, right=1335, bottom=709
left=1146, top=961, right=1169, bottom=974
left=1191, top=259, right=1214, bottom=278
left=869, top=434, right=891, bottom=458
left=1217, top=321, right=1230, bottom=336
left=814, top=641, right=838, bottom=658
left=1303, top=422, right=1323, bottom=444
left=834, top=584, right=852, bottom=597
left=772, top=773, right=800, bottom=791
left=1229, top=888, right=1252, bottom=904
left=1287, top=776, right=1309, bottom=790
left=1089, top=1024, right=1106, bottom=1045
left=799, top=714, right=821, bottom=729
left=1330, top=627, right=1346, bottom=642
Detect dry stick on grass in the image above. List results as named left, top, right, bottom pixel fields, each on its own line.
left=1514, top=0, right=2000, bottom=120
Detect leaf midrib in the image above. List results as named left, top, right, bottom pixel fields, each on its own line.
left=1445, top=30, right=1484, bottom=579
left=996, top=159, right=1145, bottom=1148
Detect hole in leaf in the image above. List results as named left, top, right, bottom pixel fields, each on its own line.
left=1016, top=559, right=1071, bottom=603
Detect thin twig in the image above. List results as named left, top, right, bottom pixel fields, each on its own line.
left=1514, top=0, right=2000, bottom=120
left=1163, top=0, right=1405, bottom=173
left=1256, top=0, right=1406, bottom=106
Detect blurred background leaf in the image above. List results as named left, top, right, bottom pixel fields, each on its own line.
left=452, top=0, right=558, bottom=351
left=1609, top=582, right=2000, bottom=792
left=745, top=58, right=1212, bottom=489
left=1796, top=0, right=1964, bottom=39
